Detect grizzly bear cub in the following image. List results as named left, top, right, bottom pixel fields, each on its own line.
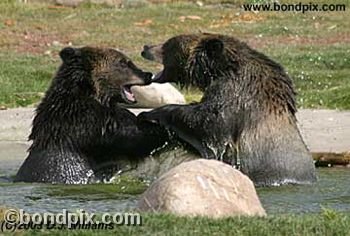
left=140, top=33, right=316, bottom=186
left=15, top=47, right=167, bottom=184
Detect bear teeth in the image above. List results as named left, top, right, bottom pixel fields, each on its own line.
left=122, top=86, right=135, bottom=103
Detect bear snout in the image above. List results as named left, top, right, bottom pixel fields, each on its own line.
left=141, top=45, right=155, bottom=61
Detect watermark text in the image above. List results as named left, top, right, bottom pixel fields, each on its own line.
left=242, top=2, right=346, bottom=13
left=1, top=208, right=141, bottom=232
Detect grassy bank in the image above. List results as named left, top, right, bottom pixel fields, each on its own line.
left=1, top=207, right=350, bottom=235
left=0, top=0, right=349, bottom=109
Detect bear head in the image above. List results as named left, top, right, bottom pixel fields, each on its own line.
left=142, top=34, right=245, bottom=91
left=59, top=46, right=153, bottom=105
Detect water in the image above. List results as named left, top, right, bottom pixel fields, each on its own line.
left=258, top=168, right=350, bottom=214
left=1, top=142, right=350, bottom=214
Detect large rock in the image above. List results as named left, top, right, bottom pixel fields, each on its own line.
left=137, top=159, right=266, bottom=217
left=129, top=83, right=186, bottom=108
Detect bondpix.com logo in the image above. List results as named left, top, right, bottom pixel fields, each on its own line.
left=1, top=208, right=142, bottom=232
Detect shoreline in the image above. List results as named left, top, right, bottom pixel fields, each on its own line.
left=0, top=108, right=349, bottom=163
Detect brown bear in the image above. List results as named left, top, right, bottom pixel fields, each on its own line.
left=15, top=46, right=167, bottom=184
left=139, top=33, right=317, bottom=187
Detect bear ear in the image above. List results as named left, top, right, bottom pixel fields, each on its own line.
left=59, top=47, right=80, bottom=63
left=204, top=38, right=224, bottom=58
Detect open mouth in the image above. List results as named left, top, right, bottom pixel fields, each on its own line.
left=121, top=85, right=136, bottom=103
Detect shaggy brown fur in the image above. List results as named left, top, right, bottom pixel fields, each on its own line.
left=140, top=33, right=316, bottom=186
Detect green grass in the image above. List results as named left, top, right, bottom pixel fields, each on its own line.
left=0, top=0, right=349, bottom=109
left=0, top=53, right=55, bottom=107
left=2, top=207, right=350, bottom=235
left=265, top=45, right=350, bottom=109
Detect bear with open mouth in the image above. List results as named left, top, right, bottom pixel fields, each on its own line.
left=15, top=46, right=168, bottom=184
left=139, top=33, right=317, bottom=187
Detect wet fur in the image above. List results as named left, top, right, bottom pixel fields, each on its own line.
left=140, top=34, right=316, bottom=186
left=15, top=47, right=166, bottom=184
